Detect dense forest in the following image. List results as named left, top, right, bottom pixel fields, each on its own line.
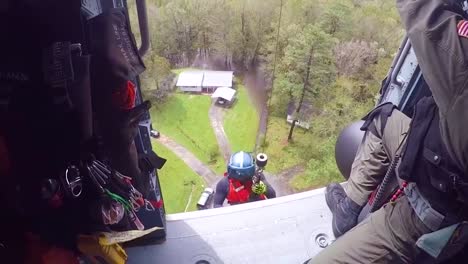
left=128, top=0, right=404, bottom=190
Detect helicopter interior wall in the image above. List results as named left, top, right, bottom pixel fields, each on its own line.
left=399, top=77, right=432, bottom=116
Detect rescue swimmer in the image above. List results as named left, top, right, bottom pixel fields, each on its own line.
left=213, top=151, right=276, bottom=207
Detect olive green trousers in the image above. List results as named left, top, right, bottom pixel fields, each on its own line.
left=308, top=110, right=431, bottom=263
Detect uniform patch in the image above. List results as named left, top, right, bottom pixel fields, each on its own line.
left=457, top=20, right=468, bottom=38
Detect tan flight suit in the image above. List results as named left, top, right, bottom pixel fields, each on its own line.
left=308, top=0, right=468, bottom=262
left=310, top=110, right=433, bottom=263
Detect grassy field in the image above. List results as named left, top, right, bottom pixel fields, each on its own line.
left=290, top=159, right=342, bottom=191
left=150, top=93, right=225, bottom=173
left=262, top=116, right=343, bottom=190
left=261, top=116, right=310, bottom=173
left=152, top=140, right=206, bottom=213
left=223, top=84, right=259, bottom=153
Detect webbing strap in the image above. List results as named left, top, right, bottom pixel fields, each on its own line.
left=361, top=102, right=396, bottom=138
left=43, top=42, right=75, bottom=111
left=405, top=183, right=445, bottom=231
left=139, top=150, right=167, bottom=173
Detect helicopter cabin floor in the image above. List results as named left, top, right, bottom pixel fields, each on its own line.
left=126, top=187, right=334, bottom=264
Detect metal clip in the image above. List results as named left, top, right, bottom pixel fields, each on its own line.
left=93, top=160, right=111, bottom=175
left=87, top=166, right=105, bottom=193
left=130, top=197, right=141, bottom=212
left=145, top=200, right=155, bottom=211
left=64, top=165, right=83, bottom=198
left=91, top=164, right=109, bottom=181
left=70, top=43, right=82, bottom=56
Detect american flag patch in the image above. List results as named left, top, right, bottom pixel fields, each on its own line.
left=458, top=20, right=468, bottom=38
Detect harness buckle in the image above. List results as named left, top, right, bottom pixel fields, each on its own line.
left=234, top=185, right=245, bottom=192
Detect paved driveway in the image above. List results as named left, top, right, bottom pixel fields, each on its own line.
left=158, top=134, right=219, bottom=187
left=208, top=102, right=232, bottom=163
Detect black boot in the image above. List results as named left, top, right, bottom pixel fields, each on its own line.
left=325, top=183, right=363, bottom=238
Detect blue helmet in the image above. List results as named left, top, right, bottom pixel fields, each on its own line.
left=227, top=151, right=255, bottom=181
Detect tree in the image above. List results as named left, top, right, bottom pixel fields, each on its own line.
left=267, top=0, right=284, bottom=110
left=278, top=25, right=336, bottom=141
left=208, top=0, right=237, bottom=69
left=262, top=23, right=302, bottom=83
left=318, top=0, right=353, bottom=36
left=334, top=40, right=378, bottom=78
left=140, top=55, right=174, bottom=102
left=346, top=0, right=404, bottom=53
left=287, top=46, right=313, bottom=141
left=128, top=0, right=407, bottom=192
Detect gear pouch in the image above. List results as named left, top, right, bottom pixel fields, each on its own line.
left=88, top=8, right=151, bottom=194
left=416, top=222, right=468, bottom=262
left=88, top=8, right=145, bottom=88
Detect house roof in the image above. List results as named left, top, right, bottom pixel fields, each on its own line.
left=176, top=70, right=234, bottom=88
left=202, top=71, right=233, bottom=87
left=211, top=87, right=236, bottom=101
left=176, top=71, right=204, bottom=87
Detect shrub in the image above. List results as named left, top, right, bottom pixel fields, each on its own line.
left=209, top=146, right=220, bottom=164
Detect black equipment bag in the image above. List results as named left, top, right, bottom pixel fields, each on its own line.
left=0, top=0, right=167, bottom=259
left=87, top=8, right=150, bottom=195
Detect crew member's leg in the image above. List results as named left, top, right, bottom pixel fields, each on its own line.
left=327, top=109, right=410, bottom=237
left=308, top=196, right=430, bottom=263
left=307, top=110, right=419, bottom=263
left=346, top=109, right=410, bottom=204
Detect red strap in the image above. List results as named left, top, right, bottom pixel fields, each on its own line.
left=368, top=189, right=377, bottom=205
left=149, top=199, right=164, bottom=209
left=112, top=80, right=136, bottom=110
left=136, top=197, right=145, bottom=206
left=391, top=181, right=408, bottom=202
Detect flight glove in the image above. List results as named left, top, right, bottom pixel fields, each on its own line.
left=252, top=181, right=267, bottom=195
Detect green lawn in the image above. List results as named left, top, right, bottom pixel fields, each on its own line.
left=290, top=162, right=342, bottom=191
left=223, top=84, right=259, bottom=153
left=150, top=93, right=225, bottom=173
left=262, top=116, right=311, bottom=173
left=262, top=116, right=343, bottom=190
left=152, top=140, right=206, bottom=213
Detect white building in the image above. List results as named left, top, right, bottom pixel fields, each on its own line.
left=211, top=87, right=237, bottom=107
left=175, top=71, right=204, bottom=92
left=202, top=71, right=234, bottom=93
left=176, top=70, right=234, bottom=93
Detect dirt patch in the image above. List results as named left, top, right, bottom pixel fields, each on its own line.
left=264, top=165, right=306, bottom=196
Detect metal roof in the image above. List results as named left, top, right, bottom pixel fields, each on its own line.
left=176, top=70, right=234, bottom=88
left=202, top=71, right=233, bottom=87
left=176, top=71, right=204, bottom=87
left=211, top=87, right=236, bottom=101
